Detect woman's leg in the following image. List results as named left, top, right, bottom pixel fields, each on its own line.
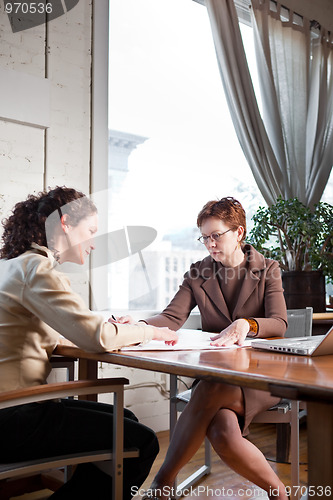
left=149, top=380, right=244, bottom=497
left=149, top=380, right=287, bottom=500
left=60, top=399, right=159, bottom=497
left=54, top=399, right=159, bottom=500
left=0, top=399, right=158, bottom=500
left=207, top=409, right=288, bottom=500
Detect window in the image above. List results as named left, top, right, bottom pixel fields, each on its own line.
left=108, top=0, right=266, bottom=311
left=173, top=278, right=178, bottom=292
left=173, top=258, right=178, bottom=273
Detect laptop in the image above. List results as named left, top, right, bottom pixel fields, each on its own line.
left=251, top=326, right=333, bottom=356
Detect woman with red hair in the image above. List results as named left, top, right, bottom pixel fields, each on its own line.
left=120, top=197, right=288, bottom=500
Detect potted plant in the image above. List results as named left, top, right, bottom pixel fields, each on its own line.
left=249, top=197, right=333, bottom=312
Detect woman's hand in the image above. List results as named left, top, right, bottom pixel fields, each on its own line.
left=108, top=315, right=136, bottom=325
left=151, top=326, right=178, bottom=346
left=108, top=317, right=178, bottom=345
left=210, top=319, right=249, bottom=347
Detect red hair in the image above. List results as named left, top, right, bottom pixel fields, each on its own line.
left=197, top=197, right=247, bottom=241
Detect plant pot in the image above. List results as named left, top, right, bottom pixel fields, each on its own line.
left=282, top=270, right=326, bottom=313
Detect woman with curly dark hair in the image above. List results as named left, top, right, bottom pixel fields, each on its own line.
left=0, top=186, right=177, bottom=499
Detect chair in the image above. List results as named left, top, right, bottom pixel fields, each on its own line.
left=169, top=308, right=312, bottom=499
left=50, top=355, right=77, bottom=382
left=0, top=377, right=139, bottom=499
left=252, top=307, right=312, bottom=499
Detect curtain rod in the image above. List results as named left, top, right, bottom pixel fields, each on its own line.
left=193, top=0, right=324, bottom=32
left=267, top=0, right=322, bottom=30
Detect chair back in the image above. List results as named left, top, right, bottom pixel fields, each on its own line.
left=183, top=309, right=313, bottom=337
left=286, top=307, right=313, bottom=338
left=182, top=312, right=201, bottom=330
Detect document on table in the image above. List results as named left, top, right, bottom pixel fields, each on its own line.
left=121, top=329, right=253, bottom=351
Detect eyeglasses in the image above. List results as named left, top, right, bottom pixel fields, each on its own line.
left=198, top=229, right=231, bottom=244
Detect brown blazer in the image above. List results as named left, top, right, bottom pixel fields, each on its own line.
left=146, top=244, right=287, bottom=338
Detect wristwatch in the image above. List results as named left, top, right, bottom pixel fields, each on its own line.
left=243, top=318, right=259, bottom=338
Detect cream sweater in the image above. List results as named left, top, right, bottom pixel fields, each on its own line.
left=0, top=244, right=154, bottom=391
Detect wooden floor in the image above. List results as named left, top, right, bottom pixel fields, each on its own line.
left=9, top=422, right=308, bottom=499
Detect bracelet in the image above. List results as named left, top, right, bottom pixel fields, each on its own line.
left=242, top=318, right=259, bottom=338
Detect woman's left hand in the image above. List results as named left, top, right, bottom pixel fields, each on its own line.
left=210, top=319, right=249, bottom=347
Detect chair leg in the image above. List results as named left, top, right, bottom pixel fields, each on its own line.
left=276, top=422, right=291, bottom=463
left=173, top=443, right=211, bottom=498
left=290, top=401, right=300, bottom=500
left=204, top=437, right=211, bottom=473
left=169, top=374, right=178, bottom=439
left=112, top=387, right=124, bottom=500
left=170, top=375, right=180, bottom=495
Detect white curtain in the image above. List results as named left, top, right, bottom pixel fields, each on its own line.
left=307, top=30, right=333, bottom=205
left=205, top=0, right=333, bottom=206
left=205, top=0, right=282, bottom=205
left=251, top=0, right=333, bottom=206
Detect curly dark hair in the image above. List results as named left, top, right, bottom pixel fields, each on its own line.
left=0, top=186, right=97, bottom=259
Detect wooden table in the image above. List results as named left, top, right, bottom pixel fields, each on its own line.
left=55, top=344, right=333, bottom=498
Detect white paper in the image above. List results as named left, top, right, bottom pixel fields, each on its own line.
left=121, top=329, right=253, bottom=351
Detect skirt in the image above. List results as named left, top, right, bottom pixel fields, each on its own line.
left=191, top=379, right=281, bottom=437
left=241, top=387, right=281, bottom=436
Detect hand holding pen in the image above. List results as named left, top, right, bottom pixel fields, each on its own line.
left=108, top=314, right=178, bottom=345
left=108, top=314, right=135, bottom=325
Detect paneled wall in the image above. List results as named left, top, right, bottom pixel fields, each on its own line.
left=0, top=1, right=93, bottom=300
left=0, top=1, right=92, bottom=202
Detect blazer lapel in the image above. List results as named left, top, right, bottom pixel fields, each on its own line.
left=198, top=246, right=267, bottom=323
left=232, top=245, right=266, bottom=319
left=232, top=272, right=260, bottom=319
left=199, top=259, right=232, bottom=323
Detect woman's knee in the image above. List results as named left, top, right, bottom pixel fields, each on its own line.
left=207, top=409, right=241, bottom=455
left=191, top=380, right=244, bottom=412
